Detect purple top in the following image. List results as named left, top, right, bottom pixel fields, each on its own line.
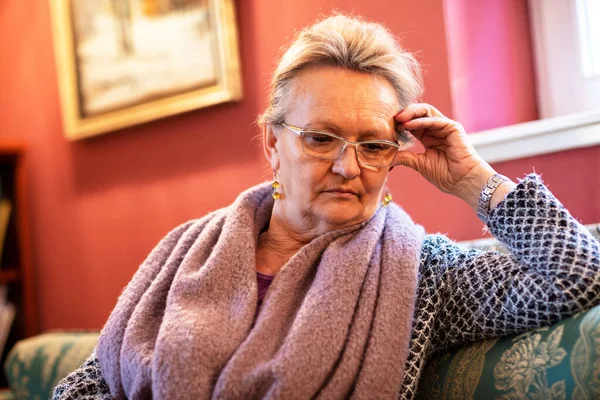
left=256, top=272, right=275, bottom=313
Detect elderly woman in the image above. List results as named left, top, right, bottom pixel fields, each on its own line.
left=54, top=14, right=600, bottom=400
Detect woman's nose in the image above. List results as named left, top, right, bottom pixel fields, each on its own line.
left=331, top=145, right=361, bottom=179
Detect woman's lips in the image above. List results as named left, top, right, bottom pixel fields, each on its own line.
left=324, top=189, right=358, bottom=198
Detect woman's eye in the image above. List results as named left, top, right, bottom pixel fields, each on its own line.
left=306, top=133, right=334, bottom=144
left=362, top=143, right=384, bottom=152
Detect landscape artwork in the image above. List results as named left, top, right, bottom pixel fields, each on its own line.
left=50, top=0, right=242, bottom=139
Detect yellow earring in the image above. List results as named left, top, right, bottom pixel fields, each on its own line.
left=382, top=188, right=392, bottom=207
left=272, top=172, right=281, bottom=200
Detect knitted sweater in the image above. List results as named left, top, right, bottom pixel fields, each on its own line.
left=52, top=175, right=600, bottom=399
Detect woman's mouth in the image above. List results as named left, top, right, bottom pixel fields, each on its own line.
left=324, top=188, right=358, bottom=198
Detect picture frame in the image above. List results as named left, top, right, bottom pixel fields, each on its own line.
left=49, top=0, right=242, bottom=140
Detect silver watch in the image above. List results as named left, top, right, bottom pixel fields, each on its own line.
left=477, top=174, right=510, bottom=223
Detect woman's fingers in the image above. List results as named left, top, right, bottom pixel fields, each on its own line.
left=412, top=132, right=445, bottom=148
left=392, top=150, right=422, bottom=171
left=395, top=103, right=445, bottom=124
left=392, top=103, right=492, bottom=202
left=400, top=117, right=458, bottom=138
left=395, top=105, right=461, bottom=151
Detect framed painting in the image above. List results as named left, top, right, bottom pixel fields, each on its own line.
left=49, top=0, right=242, bottom=140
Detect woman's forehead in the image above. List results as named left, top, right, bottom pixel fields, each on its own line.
left=286, top=67, right=399, bottom=130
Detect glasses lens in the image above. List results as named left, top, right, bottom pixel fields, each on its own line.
left=301, top=131, right=344, bottom=160
left=357, top=142, right=399, bottom=167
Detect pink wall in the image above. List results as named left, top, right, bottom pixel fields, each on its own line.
left=443, top=0, right=539, bottom=132
left=0, top=0, right=455, bottom=330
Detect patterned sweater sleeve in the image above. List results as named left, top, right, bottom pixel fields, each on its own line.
left=52, top=354, right=112, bottom=399
left=424, top=174, right=600, bottom=353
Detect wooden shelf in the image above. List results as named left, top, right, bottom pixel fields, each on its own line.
left=0, top=140, right=37, bottom=387
left=0, top=270, right=19, bottom=284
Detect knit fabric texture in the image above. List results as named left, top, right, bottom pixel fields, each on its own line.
left=52, top=174, right=600, bottom=399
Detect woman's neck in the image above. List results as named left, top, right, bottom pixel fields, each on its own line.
left=255, top=216, right=316, bottom=276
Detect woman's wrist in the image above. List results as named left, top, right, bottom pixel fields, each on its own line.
left=459, top=165, right=496, bottom=212
left=459, top=166, right=516, bottom=216
left=489, top=180, right=517, bottom=212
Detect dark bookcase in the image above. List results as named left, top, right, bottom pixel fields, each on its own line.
left=0, top=140, right=38, bottom=386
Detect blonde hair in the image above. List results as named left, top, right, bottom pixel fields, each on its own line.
left=258, top=14, right=423, bottom=129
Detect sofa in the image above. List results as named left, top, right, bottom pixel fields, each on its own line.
left=417, top=303, right=600, bottom=399
left=4, top=309, right=600, bottom=400
left=1, top=332, right=98, bottom=399
left=3, top=225, right=599, bottom=400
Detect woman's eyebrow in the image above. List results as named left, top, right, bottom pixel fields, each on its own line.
left=304, top=121, right=395, bottom=139
left=303, top=121, right=342, bottom=132
left=359, top=130, right=395, bottom=140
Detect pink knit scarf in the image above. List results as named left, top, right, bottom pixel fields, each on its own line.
left=97, top=182, right=425, bottom=399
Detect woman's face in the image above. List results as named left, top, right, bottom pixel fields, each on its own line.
left=264, top=66, right=400, bottom=234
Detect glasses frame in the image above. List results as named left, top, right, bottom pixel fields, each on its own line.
left=279, top=122, right=401, bottom=168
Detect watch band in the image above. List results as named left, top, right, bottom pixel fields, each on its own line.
left=477, top=173, right=510, bottom=223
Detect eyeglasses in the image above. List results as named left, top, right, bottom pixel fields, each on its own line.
left=279, top=122, right=403, bottom=168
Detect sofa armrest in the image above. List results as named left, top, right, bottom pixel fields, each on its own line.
left=417, top=304, right=600, bottom=399
left=3, top=332, right=99, bottom=400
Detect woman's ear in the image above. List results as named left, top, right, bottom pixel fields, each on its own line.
left=262, top=124, right=280, bottom=171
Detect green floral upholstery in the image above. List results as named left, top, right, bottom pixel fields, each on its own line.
left=3, top=226, right=600, bottom=400
left=1, top=308, right=599, bottom=400
left=417, top=304, right=600, bottom=399
left=3, top=332, right=98, bottom=400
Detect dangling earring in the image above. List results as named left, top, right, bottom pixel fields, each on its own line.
left=272, top=172, right=281, bottom=200
left=382, top=188, right=392, bottom=207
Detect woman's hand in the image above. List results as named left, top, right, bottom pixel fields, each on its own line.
left=392, top=103, right=500, bottom=211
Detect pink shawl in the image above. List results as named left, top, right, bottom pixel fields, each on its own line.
left=97, top=182, right=425, bottom=399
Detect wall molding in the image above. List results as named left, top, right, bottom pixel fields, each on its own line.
left=469, top=109, right=600, bottom=164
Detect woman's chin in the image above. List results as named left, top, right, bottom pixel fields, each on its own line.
left=315, top=205, right=368, bottom=228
